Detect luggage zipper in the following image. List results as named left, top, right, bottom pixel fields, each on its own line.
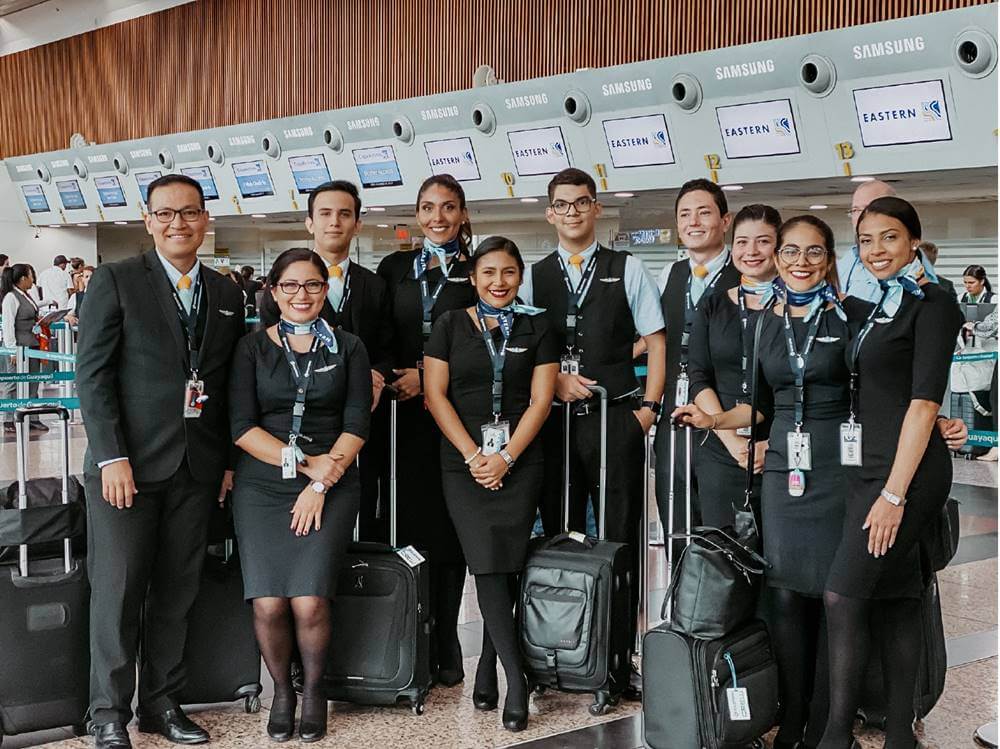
left=694, top=638, right=717, bottom=749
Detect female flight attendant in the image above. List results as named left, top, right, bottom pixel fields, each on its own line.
left=687, top=204, right=781, bottom=528
left=229, top=249, right=372, bottom=742
left=424, top=237, right=559, bottom=731
left=818, top=198, right=963, bottom=749
left=960, top=264, right=994, bottom=304
left=376, top=174, right=477, bottom=686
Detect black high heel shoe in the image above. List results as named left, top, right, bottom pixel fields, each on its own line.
left=266, top=688, right=296, bottom=742
left=501, top=675, right=529, bottom=732
left=298, top=690, right=328, bottom=743
left=472, top=654, right=499, bottom=710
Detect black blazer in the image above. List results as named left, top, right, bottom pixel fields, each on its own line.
left=77, top=250, right=246, bottom=483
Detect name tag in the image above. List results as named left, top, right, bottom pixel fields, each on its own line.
left=840, top=422, right=863, bottom=466
left=481, top=420, right=510, bottom=456
left=183, top=379, right=206, bottom=419
left=281, top=446, right=298, bottom=479
left=786, top=431, right=812, bottom=471
left=675, top=375, right=689, bottom=407
left=396, top=545, right=425, bottom=567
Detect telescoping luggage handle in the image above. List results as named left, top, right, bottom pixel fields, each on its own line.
left=561, top=384, right=608, bottom=539
left=353, top=393, right=400, bottom=549
left=14, top=405, right=72, bottom=578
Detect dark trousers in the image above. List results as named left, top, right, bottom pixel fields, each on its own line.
left=653, top=422, right=702, bottom=563
left=86, top=461, right=215, bottom=725
left=357, top=397, right=390, bottom=543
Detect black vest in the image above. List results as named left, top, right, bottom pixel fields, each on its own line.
left=531, top=247, right=638, bottom=399
left=661, top=254, right=741, bottom=389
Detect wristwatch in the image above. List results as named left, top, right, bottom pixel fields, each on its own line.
left=880, top=488, right=906, bottom=507
left=499, top=449, right=515, bottom=470
left=310, top=481, right=328, bottom=495
left=641, top=400, right=662, bottom=415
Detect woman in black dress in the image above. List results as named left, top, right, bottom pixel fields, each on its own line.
left=819, top=198, right=963, bottom=749
left=375, top=174, right=477, bottom=686
left=425, top=237, right=558, bottom=731
left=688, top=204, right=781, bottom=528
left=229, top=248, right=372, bottom=742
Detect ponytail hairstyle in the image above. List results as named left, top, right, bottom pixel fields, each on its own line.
left=963, top=264, right=992, bottom=295
left=732, top=204, right=782, bottom=239
left=416, top=174, right=473, bottom=257
left=471, top=236, right=525, bottom=274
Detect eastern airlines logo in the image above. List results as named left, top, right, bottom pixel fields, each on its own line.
left=922, top=100, right=943, bottom=121
left=724, top=120, right=790, bottom=137
left=608, top=129, right=669, bottom=150
left=512, top=141, right=564, bottom=159
left=772, top=117, right=792, bottom=135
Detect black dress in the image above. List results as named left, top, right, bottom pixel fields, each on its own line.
left=826, top=285, right=962, bottom=599
left=755, top=307, right=856, bottom=595
left=688, top=291, right=770, bottom=529
left=228, top=328, right=372, bottom=599
left=376, top=250, right=477, bottom=564
left=425, top=309, right=559, bottom=573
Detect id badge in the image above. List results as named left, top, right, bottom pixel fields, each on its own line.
left=726, top=687, right=752, bottom=721
left=840, top=421, right=863, bottom=466
left=788, top=468, right=806, bottom=497
left=422, top=320, right=433, bottom=338
left=560, top=354, right=580, bottom=375
left=281, top=446, right=298, bottom=479
left=674, top=374, right=689, bottom=407
left=736, top=426, right=752, bottom=437
left=481, top=420, right=510, bottom=456
left=183, top=379, right=206, bottom=419
left=786, top=430, right=812, bottom=471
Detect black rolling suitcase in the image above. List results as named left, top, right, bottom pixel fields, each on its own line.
left=0, top=407, right=90, bottom=744
left=518, top=386, right=633, bottom=715
left=319, top=397, right=432, bottom=714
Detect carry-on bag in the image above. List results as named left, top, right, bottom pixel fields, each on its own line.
left=0, top=406, right=90, bottom=742
left=0, top=474, right=86, bottom=564
left=319, top=396, right=433, bottom=714
left=518, top=385, right=633, bottom=715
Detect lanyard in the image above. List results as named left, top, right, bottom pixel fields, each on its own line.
left=477, top=308, right=510, bottom=421
left=416, top=252, right=455, bottom=337
left=782, top=304, right=824, bottom=427
left=169, top=279, right=204, bottom=376
left=737, top=286, right=775, bottom=397
left=558, top=252, right=599, bottom=352
left=277, top=326, right=323, bottom=448
left=848, top=287, right=890, bottom=420
left=681, top=254, right=731, bottom=369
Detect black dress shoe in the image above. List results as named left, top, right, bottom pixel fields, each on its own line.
left=298, top=691, right=328, bottom=743
left=137, top=707, right=209, bottom=745
left=92, top=722, right=132, bottom=749
left=501, top=675, right=529, bottom=732
left=437, top=666, right=465, bottom=687
left=472, top=689, right=499, bottom=711
left=267, top=688, right=297, bottom=742
left=622, top=663, right=643, bottom=702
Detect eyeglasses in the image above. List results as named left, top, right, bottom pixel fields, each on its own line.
left=550, top=197, right=595, bottom=215
left=846, top=207, right=864, bottom=218
left=777, top=246, right=828, bottom=265
left=150, top=207, right=205, bottom=223
left=276, top=280, right=327, bottom=295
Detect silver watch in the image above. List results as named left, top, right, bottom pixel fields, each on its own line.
left=499, top=449, right=515, bottom=469
left=880, top=488, right=906, bottom=507
left=310, top=481, right=328, bottom=495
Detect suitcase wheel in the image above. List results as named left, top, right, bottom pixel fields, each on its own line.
left=411, top=699, right=425, bottom=716
left=245, top=695, right=262, bottom=714
left=71, top=724, right=88, bottom=737
left=589, top=691, right=613, bottom=716
left=533, top=684, right=547, bottom=696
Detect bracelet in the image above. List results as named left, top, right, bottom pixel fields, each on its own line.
left=710, top=413, right=719, bottom=430
left=464, top=447, right=482, bottom=465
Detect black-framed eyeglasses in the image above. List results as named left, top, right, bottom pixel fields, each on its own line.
left=276, top=280, right=327, bottom=295
left=150, top=207, right=205, bottom=224
left=778, top=246, right=828, bottom=265
left=550, top=197, right=595, bottom=215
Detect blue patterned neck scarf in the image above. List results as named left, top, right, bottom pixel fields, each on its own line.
left=775, top=278, right=846, bottom=322
left=278, top=317, right=338, bottom=353
left=877, top=255, right=926, bottom=318
left=476, top=298, right=544, bottom=337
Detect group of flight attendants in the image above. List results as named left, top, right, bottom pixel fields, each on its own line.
left=76, top=168, right=968, bottom=749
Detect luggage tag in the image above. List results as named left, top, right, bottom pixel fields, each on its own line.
left=840, top=420, right=863, bottom=466
left=736, top=426, right=752, bottom=437
left=786, top=430, right=812, bottom=471
left=183, top=379, right=206, bottom=418
left=560, top=353, right=580, bottom=375
left=727, top=688, right=752, bottom=721
left=675, top=373, right=689, bottom=407
left=481, top=420, right=510, bottom=456
left=396, top=545, right=426, bottom=567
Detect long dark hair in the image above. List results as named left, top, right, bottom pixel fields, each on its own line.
left=777, top=215, right=840, bottom=290
left=416, top=174, right=473, bottom=256
left=963, top=264, right=992, bottom=295
left=0, top=264, right=32, bottom=304
left=258, top=249, right=329, bottom=325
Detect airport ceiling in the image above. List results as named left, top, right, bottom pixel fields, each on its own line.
left=0, top=0, right=45, bottom=16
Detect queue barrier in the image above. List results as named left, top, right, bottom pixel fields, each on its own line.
left=0, top=397, right=79, bottom=411
left=952, top=348, right=998, bottom=448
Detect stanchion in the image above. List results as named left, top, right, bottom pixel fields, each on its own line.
left=975, top=721, right=998, bottom=748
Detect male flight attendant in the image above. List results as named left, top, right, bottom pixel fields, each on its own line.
left=654, top=179, right=740, bottom=554
left=519, top=167, right=665, bottom=700
left=77, top=174, right=245, bottom=749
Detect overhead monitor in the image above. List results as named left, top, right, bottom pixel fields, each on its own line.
left=180, top=166, right=220, bottom=200
left=424, top=137, right=481, bottom=181
left=715, top=99, right=801, bottom=159
left=94, top=175, right=128, bottom=208
left=134, top=170, right=161, bottom=203
left=232, top=159, right=276, bottom=199
left=852, top=79, right=952, bottom=148
left=507, top=126, right=570, bottom=176
left=602, top=114, right=676, bottom=168
left=21, top=184, right=50, bottom=213
left=55, top=179, right=86, bottom=210
left=288, top=154, right=332, bottom=194
left=352, top=145, right=403, bottom=188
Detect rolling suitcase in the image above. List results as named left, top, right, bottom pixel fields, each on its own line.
left=319, top=396, right=432, bottom=714
left=0, top=406, right=90, bottom=743
left=518, top=385, right=633, bottom=715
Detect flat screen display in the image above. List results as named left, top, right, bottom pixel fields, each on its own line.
left=507, top=126, right=570, bottom=177
left=288, top=154, right=333, bottom=194
left=180, top=166, right=220, bottom=201
left=135, top=170, right=161, bottom=203
left=852, top=79, right=952, bottom=147
left=94, top=175, right=128, bottom=208
left=424, top=137, right=481, bottom=181
left=352, top=145, right=403, bottom=188
left=232, top=159, right=276, bottom=199
left=56, top=179, right=86, bottom=210
left=602, top=114, right=676, bottom=168
left=21, top=184, right=50, bottom=213
left=715, top=99, right=801, bottom=159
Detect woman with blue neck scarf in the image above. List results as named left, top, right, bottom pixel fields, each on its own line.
left=375, top=174, right=478, bottom=687
left=687, top=203, right=781, bottom=529
left=818, top=197, right=963, bottom=749
left=424, top=236, right=558, bottom=731
left=229, top=248, right=372, bottom=742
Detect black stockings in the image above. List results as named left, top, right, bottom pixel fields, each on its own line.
left=475, top=573, right=527, bottom=707
left=432, top=562, right=467, bottom=675
left=253, top=596, right=331, bottom=696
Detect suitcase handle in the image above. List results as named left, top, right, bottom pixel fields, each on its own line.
left=561, top=384, right=608, bottom=538
left=542, top=531, right=596, bottom=551
left=14, top=405, right=70, bottom=422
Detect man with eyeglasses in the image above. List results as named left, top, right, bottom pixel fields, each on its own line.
left=77, top=174, right=245, bottom=749
left=518, top=167, right=665, bottom=701
left=838, top=179, right=898, bottom=302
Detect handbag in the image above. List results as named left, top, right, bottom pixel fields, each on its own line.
left=925, top=497, right=961, bottom=572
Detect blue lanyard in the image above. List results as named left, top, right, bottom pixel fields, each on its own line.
left=476, top=306, right=510, bottom=421
left=416, top=252, right=455, bottom=337
left=558, top=252, right=599, bottom=352
left=277, top=326, right=322, bottom=448
left=783, top=305, right=824, bottom=427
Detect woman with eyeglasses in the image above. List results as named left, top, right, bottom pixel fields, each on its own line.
left=687, top=204, right=781, bottom=529
left=424, top=237, right=558, bottom=731
left=229, top=248, right=372, bottom=742
left=375, top=174, right=478, bottom=687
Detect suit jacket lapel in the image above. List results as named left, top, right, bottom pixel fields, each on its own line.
left=199, top=267, right=216, bottom=359
left=143, top=251, right=188, bottom=372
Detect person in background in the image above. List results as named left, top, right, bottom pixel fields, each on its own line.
left=838, top=180, right=896, bottom=303
left=917, top=242, right=957, bottom=299
left=26, top=265, right=43, bottom=306
left=965, top=309, right=999, bottom=462
left=73, top=266, right=95, bottom=319
left=0, top=254, right=9, bottom=271
left=241, top=265, right=262, bottom=316
left=960, top=264, right=995, bottom=304
left=37, top=254, right=75, bottom=312
left=0, top=264, right=46, bottom=433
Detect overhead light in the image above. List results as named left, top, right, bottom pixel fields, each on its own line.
left=850, top=176, right=875, bottom=182
left=76, top=223, right=89, bottom=227
left=368, top=207, right=386, bottom=212
left=720, top=184, right=743, bottom=191
left=114, top=221, right=128, bottom=225
left=377, top=223, right=389, bottom=228
left=251, top=213, right=267, bottom=218
left=206, top=231, right=215, bottom=235
left=614, top=192, right=634, bottom=198
left=48, top=224, right=60, bottom=228
left=520, top=197, right=539, bottom=203
left=209, top=217, right=216, bottom=221
left=808, top=204, right=828, bottom=210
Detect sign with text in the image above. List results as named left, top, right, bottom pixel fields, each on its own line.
left=55, top=179, right=86, bottom=210
left=424, top=137, right=481, bottom=181
left=288, top=154, right=332, bottom=194
left=180, top=166, right=220, bottom=200
left=134, top=170, right=161, bottom=203
left=352, top=145, right=403, bottom=188
left=21, top=184, right=49, bottom=213
left=94, top=175, right=128, bottom=208
left=232, top=160, right=276, bottom=199
left=507, top=126, right=571, bottom=176
left=852, top=79, right=952, bottom=147
left=716, top=99, right=801, bottom=159
left=602, top=114, right=675, bottom=168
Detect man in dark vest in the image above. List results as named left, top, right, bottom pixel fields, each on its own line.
left=654, top=178, right=741, bottom=557
left=77, top=174, right=245, bottom=748
left=519, top=167, right=665, bottom=700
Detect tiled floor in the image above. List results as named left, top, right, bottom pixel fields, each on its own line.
left=2, top=422, right=996, bottom=749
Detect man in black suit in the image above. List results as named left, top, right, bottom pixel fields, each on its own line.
left=77, top=174, right=245, bottom=749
